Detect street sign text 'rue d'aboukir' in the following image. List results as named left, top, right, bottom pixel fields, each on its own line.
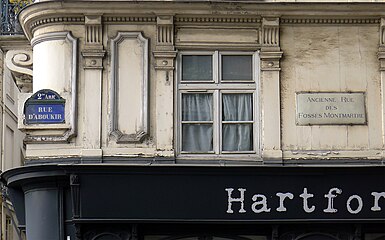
left=24, top=89, right=65, bottom=125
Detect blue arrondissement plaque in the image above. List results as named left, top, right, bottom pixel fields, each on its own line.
left=24, top=89, right=65, bottom=124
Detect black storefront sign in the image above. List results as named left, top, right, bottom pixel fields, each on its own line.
left=2, top=165, right=385, bottom=240
left=77, top=166, right=385, bottom=222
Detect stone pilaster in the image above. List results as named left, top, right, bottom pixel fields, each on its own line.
left=153, top=16, right=177, bottom=154
left=378, top=18, right=385, bottom=160
left=81, top=15, right=105, bottom=159
left=260, top=17, right=283, bottom=163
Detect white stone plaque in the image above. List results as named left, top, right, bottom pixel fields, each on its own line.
left=296, top=92, right=366, bottom=125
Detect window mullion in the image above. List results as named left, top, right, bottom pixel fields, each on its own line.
left=178, top=91, right=182, bottom=154
left=181, top=121, right=214, bottom=124
left=222, top=121, right=254, bottom=124
left=213, top=51, right=219, bottom=84
left=253, top=91, right=259, bottom=155
left=213, top=51, right=220, bottom=154
left=217, top=90, right=222, bottom=155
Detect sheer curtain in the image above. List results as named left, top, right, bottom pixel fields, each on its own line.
left=222, top=94, right=253, bottom=151
left=182, top=94, right=213, bottom=152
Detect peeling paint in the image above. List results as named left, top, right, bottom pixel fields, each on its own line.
left=291, top=151, right=340, bottom=156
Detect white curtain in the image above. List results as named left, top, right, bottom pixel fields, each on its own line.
left=181, top=93, right=253, bottom=153
left=182, top=94, right=213, bottom=152
left=222, top=94, right=253, bottom=151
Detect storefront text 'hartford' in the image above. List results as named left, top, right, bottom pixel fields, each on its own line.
left=226, top=188, right=385, bottom=215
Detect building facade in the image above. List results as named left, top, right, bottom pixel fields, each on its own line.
left=0, top=1, right=385, bottom=240
left=0, top=35, right=29, bottom=240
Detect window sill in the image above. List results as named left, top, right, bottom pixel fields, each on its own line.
left=176, top=154, right=263, bottom=163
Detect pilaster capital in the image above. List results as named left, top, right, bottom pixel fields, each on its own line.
left=81, top=50, right=106, bottom=69
left=259, top=51, right=283, bottom=71
left=153, top=50, right=177, bottom=71
left=82, top=15, right=105, bottom=69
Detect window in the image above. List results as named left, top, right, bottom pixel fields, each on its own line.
left=177, top=51, right=260, bottom=157
left=6, top=216, right=13, bottom=240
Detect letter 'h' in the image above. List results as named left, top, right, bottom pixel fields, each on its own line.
left=225, top=188, right=246, bottom=213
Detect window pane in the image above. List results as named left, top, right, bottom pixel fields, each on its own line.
left=182, top=124, right=213, bottom=152
left=182, top=55, right=213, bottom=81
left=182, top=94, right=213, bottom=121
left=222, top=124, right=253, bottom=151
left=222, top=94, right=253, bottom=121
left=222, top=55, right=252, bottom=81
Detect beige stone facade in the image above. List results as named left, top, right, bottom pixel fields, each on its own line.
left=1, top=1, right=385, bottom=240
left=0, top=36, right=28, bottom=240
left=7, top=1, right=384, bottom=165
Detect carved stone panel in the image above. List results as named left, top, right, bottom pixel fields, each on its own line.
left=110, top=32, right=149, bottom=143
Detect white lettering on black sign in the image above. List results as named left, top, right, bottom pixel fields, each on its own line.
left=225, top=187, right=385, bottom=215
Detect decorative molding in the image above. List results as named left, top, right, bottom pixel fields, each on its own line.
left=82, top=16, right=105, bottom=69
left=380, top=18, right=385, bottom=48
left=153, top=51, right=177, bottom=71
left=378, top=51, right=385, bottom=69
left=24, top=32, right=78, bottom=143
left=260, top=51, right=283, bottom=71
left=157, top=16, right=174, bottom=51
left=70, top=174, right=80, bottom=219
left=378, top=20, right=385, bottom=70
left=279, top=232, right=348, bottom=240
left=281, top=18, right=380, bottom=25
left=31, top=31, right=74, bottom=48
left=175, top=16, right=261, bottom=24
left=262, top=17, right=280, bottom=48
left=155, top=15, right=176, bottom=86
left=158, top=25, right=173, bottom=44
left=131, top=225, right=138, bottom=240
left=75, top=224, right=82, bottom=240
left=272, top=226, right=279, bottom=240
left=5, top=50, right=33, bottom=93
left=82, top=51, right=106, bottom=69
left=174, top=16, right=261, bottom=49
left=26, top=15, right=156, bottom=39
left=85, top=15, right=103, bottom=48
left=28, top=16, right=84, bottom=38
left=86, top=25, right=102, bottom=44
left=104, top=16, right=156, bottom=23
left=83, top=230, right=130, bottom=240
left=354, top=225, right=362, bottom=240
left=110, top=32, right=149, bottom=143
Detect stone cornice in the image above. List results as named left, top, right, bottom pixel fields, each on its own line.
left=19, top=1, right=385, bottom=40
left=175, top=16, right=261, bottom=24
left=0, top=35, right=31, bottom=51
left=281, top=18, right=380, bottom=25
left=24, top=15, right=85, bottom=40
left=104, top=16, right=157, bottom=23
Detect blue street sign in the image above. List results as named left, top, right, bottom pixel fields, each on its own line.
left=24, top=89, right=65, bottom=125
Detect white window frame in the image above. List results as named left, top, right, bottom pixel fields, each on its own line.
left=176, top=51, right=261, bottom=160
